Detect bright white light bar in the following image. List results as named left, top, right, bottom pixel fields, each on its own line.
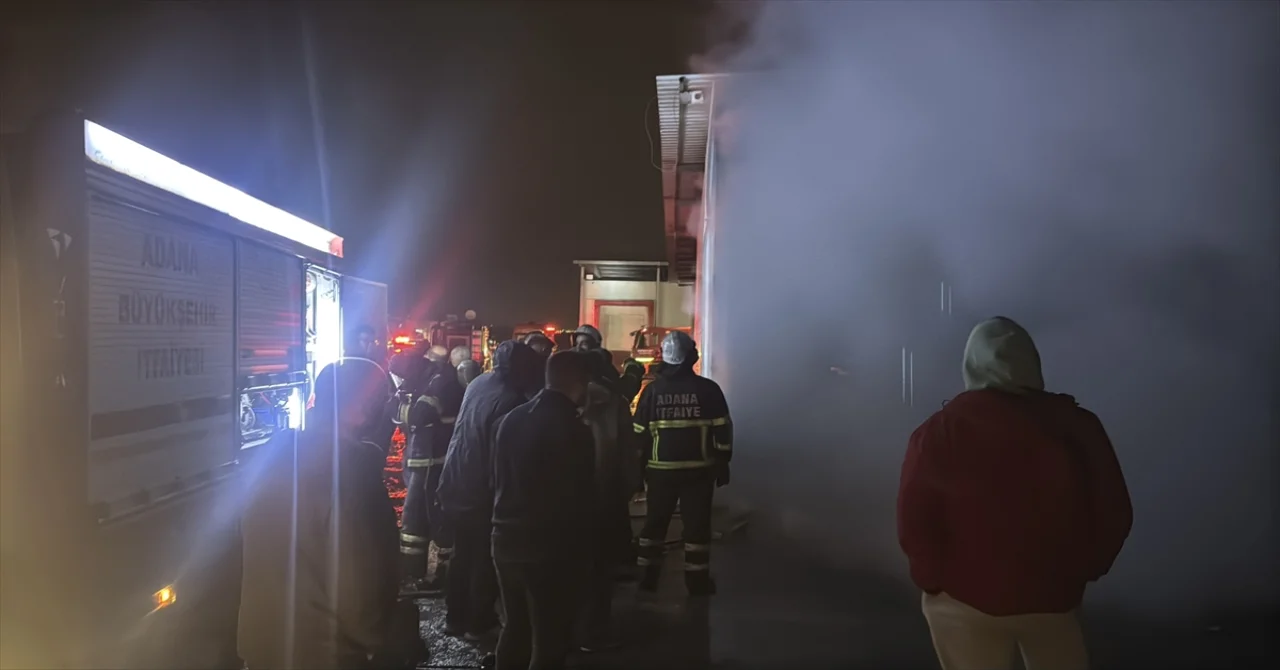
left=83, top=120, right=344, bottom=257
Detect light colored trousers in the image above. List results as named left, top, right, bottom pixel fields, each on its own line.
left=922, top=592, right=1090, bottom=670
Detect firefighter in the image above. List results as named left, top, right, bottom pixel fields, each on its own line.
left=524, top=332, right=553, bottom=387
left=618, top=358, right=645, bottom=405
left=449, top=345, right=472, bottom=371
left=573, top=324, right=603, bottom=351
left=524, top=331, right=553, bottom=357
left=395, top=345, right=463, bottom=592
left=388, top=341, right=430, bottom=390
left=429, top=346, right=473, bottom=586
left=457, top=359, right=482, bottom=387
left=632, top=331, right=732, bottom=596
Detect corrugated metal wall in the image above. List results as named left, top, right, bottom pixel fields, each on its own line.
left=86, top=197, right=235, bottom=512
left=237, top=239, right=303, bottom=378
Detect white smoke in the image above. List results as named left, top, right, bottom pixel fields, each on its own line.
left=701, top=0, right=1280, bottom=619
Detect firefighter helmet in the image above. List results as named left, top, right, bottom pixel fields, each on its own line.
left=573, top=324, right=603, bottom=349
left=661, top=330, right=696, bottom=366
left=524, top=332, right=553, bottom=357
left=426, top=345, right=449, bottom=363
left=457, top=359, right=482, bottom=386
left=449, top=345, right=472, bottom=369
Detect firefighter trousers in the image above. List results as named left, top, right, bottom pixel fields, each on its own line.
left=400, top=465, right=431, bottom=580
left=637, top=467, right=716, bottom=594
left=400, top=464, right=453, bottom=582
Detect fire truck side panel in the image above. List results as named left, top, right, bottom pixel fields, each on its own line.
left=237, top=239, right=305, bottom=378
left=3, top=113, right=372, bottom=669
left=2, top=117, right=97, bottom=667
left=87, top=198, right=237, bottom=515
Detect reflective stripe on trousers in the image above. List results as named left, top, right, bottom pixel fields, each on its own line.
left=400, top=466, right=432, bottom=579
left=636, top=468, right=715, bottom=573
left=400, top=532, right=428, bottom=555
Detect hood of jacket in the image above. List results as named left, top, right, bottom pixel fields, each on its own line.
left=583, top=381, right=614, bottom=415
left=962, top=316, right=1045, bottom=394
left=492, top=340, right=540, bottom=389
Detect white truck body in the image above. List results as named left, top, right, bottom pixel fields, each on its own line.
left=0, top=114, right=385, bottom=667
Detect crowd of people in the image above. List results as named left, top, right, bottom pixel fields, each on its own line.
left=237, top=323, right=733, bottom=670
left=236, top=315, right=1133, bottom=670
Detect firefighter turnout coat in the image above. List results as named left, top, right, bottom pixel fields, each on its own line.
left=632, top=363, right=732, bottom=593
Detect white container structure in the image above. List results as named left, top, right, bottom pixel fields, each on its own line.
left=574, top=260, right=692, bottom=358
left=653, top=74, right=725, bottom=379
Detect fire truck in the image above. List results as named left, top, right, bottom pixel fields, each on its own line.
left=427, top=313, right=494, bottom=370
left=1, top=114, right=385, bottom=667
left=511, top=322, right=573, bottom=351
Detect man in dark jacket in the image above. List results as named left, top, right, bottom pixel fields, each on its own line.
left=491, top=351, right=596, bottom=670
left=898, top=317, right=1132, bottom=670
left=576, top=348, right=641, bottom=652
left=239, top=358, right=425, bottom=670
left=632, top=331, right=732, bottom=597
left=523, top=332, right=554, bottom=387
left=437, top=340, right=540, bottom=640
left=618, top=358, right=645, bottom=405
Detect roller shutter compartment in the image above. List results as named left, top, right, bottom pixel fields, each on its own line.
left=87, top=197, right=235, bottom=515
left=237, top=240, right=304, bottom=381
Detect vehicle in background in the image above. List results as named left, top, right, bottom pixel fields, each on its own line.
left=574, top=259, right=693, bottom=367
left=512, top=321, right=556, bottom=342
left=389, top=332, right=417, bottom=355
left=630, top=324, right=693, bottom=374
left=511, top=321, right=573, bottom=351
left=427, top=312, right=494, bottom=370
left=0, top=114, right=383, bottom=668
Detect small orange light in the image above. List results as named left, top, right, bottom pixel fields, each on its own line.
left=545, top=325, right=556, bottom=332
left=393, top=335, right=412, bottom=345
left=153, top=585, right=177, bottom=610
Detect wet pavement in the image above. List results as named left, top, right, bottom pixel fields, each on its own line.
left=403, top=503, right=1279, bottom=670
left=150, top=492, right=1278, bottom=670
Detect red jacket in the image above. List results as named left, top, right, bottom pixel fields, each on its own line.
left=897, top=389, right=1132, bottom=616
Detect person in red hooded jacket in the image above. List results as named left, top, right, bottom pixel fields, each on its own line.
left=898, top=316, right=1132, bottom=670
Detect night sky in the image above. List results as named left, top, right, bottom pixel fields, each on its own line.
left=1, top=0, right=712, bottom=326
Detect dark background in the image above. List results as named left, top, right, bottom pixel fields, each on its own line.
left=1, top=0, right=711, bottom=326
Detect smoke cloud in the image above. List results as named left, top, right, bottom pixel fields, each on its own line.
left=702, top=0, right=1279, bottom=619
